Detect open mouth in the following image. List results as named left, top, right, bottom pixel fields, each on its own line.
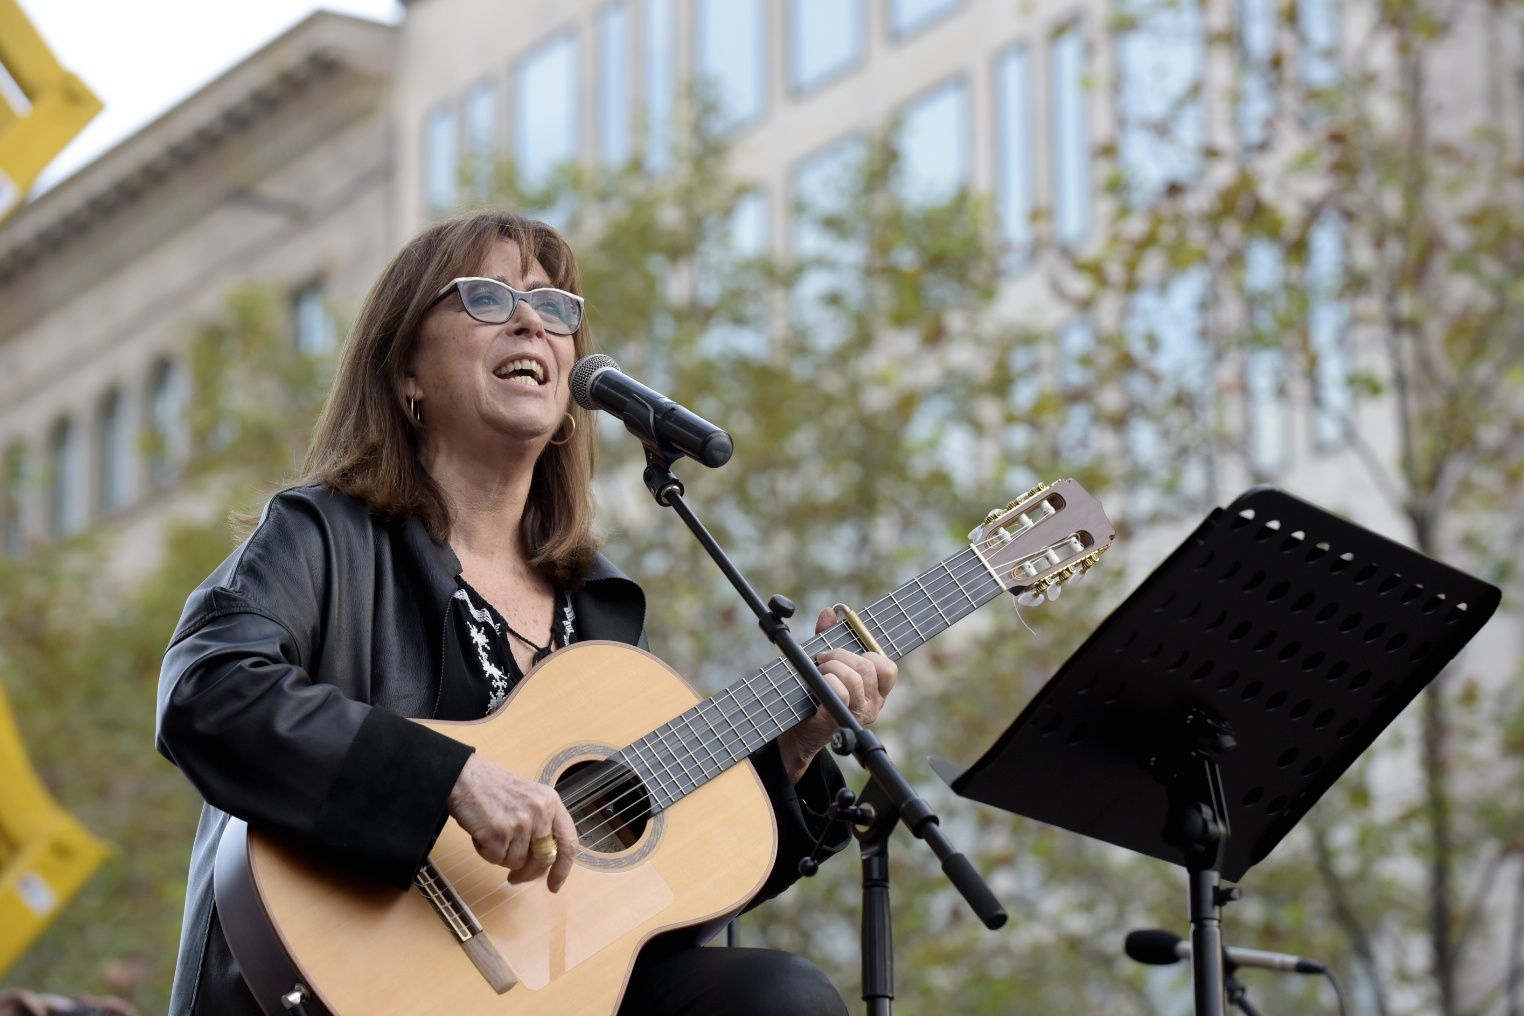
left=492, top=357, right=546, bottom=387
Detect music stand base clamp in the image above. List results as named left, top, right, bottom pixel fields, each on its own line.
left=1156, top=709, right=1238, bottom=1016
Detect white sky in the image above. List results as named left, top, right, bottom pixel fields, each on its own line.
left=23, top=0, right=403, bottom=192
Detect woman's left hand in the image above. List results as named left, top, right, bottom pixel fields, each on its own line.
left=776, top=608, right=898, bottom=783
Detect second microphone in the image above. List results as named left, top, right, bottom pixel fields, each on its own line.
left=569, top=353, right=734, bottom=468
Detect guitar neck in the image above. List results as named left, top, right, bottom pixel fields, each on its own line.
left=617, top=546, right=1006, bottom=812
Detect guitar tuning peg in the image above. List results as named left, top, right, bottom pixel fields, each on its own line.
left=1066, top=566, right=1087, bottom=586
left=1046, top=583, right=1063, bottom=602
left=1016, top=590, right=1044, bottom=608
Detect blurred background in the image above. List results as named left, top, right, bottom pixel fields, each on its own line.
left=1, top=0, right=1521, bottom=1012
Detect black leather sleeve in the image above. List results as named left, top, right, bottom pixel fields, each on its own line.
left=155, top=495, right=471, bottom=889
left=744, top=741, right=851, bottom=909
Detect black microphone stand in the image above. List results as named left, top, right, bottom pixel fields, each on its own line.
left=1224, top=963, right=1262, bottom=1016
left=639, top=448, right=1007, bottom=1015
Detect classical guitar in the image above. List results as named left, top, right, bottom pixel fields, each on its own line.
left=215, top=479, right=1115, bottom=1015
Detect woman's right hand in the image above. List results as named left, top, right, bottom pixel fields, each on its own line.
left=447, top=753, right=579, bottom=892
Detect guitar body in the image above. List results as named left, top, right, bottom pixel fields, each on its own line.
left=216, top=642, right=778, bottom=1016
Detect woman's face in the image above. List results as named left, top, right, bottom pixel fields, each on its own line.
left=406, top=238, right=576, bottom=460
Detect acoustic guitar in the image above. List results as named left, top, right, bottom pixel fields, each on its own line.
left=214, top=479, right=1115, bottom=1015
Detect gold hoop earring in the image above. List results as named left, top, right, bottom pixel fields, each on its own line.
left=548, top=412, right=576, bottom=446
left=409, top=396, right=422, bottom=427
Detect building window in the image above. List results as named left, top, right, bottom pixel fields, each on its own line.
left=644, top=0, right=677, bottom=172
left=698, top=189, right=771, bottom=358
left=1308, top=213, right=1349, bottom=450
left=1116, top=0, right=1206, bottom=204
left=598, top=1, right=633, bottom=165
left=515, top=32, right=581, bottom=200
left=293, top=282, right=336, bottom=356
left=887, top=0, right=964, bottom=38
left=1244, top=240, right=1290, bottom=475
left=147, top=357, right=187, bottom=491
left=696, top=0, right=767, bottom=130
left=791, top=136, right=868, bottom=348
left=2, top=443, right=25, bottom=555
left=1050, top=21, right=1090, bottom=249
left=48, top=416, right=85, bottom=538
left=1236, top=0, right=1278, bottom=149
left=1298, top=0, right=1340, bottom=93
left=995, top=44, right=1036, bottom=269
left=423, top=101, right=459, bottom=218
left=1056, top=317, right=1096, bottom=465
left=464, top=79, right=499, bottom=201
left=1125, top=268, right=1212, bottom=505
left=789, top=0, right=863, bottom=96
left=96, top=388, right=130, bottom=515
left=894, top=78, right=969, bottom=206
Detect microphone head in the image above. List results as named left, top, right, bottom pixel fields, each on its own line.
left=570, top=353, right=619, bottom=411
left=1125, top=929, right=1184, bottom=966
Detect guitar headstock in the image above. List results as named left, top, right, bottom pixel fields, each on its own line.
left=968, top=478, right=1116, bottom=603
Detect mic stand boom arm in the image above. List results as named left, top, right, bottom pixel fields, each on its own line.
left=639, top=451, right=1008, bottom=946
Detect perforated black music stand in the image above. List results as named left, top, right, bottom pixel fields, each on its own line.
left=931, top=487, right=1500, bottom=1014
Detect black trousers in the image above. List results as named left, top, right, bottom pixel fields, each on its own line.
left=618, top=945, right=849, bottom=1016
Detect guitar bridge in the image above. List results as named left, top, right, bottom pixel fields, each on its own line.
left=415, top=860, right=517, bottom=993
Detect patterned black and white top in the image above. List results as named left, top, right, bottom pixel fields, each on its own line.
left=448, top=579, right=577, bottom=716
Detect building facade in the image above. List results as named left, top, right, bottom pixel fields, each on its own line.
left=0, top=12, right=394, bottom=568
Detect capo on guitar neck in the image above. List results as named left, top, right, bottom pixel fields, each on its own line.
left=833, top=603, right=885, bottom=656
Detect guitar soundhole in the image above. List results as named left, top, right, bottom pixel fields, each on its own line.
left=557, top=758, right=652, bottom=855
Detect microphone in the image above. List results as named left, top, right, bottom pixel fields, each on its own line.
left=569, top=354, right=733, bottom=468
left=1124, top=929, right=1327, bottom=974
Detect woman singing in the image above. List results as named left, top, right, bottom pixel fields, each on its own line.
left=155, top=210, right=896, bottom=1015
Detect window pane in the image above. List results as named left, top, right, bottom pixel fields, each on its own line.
left=1056, top=318, right=1096, bottom=466
left=1237, top=0, right=1277, bottom=148
left=294, top=283, right=336, bottom=356
left=792, top=136, right=868, bottom=347
left=1117, top=0, right=1205, bottom=203
left=698, top=189, right=771, bottom=357
left=464, top=80, right=498, bottom=201
left=1299, top=0, right=1340, bottom=92
left=1308, top=213, right=1349, bottom=449
left=1125, top=268, right=1212, bottom=506
left=148, top=359, right=187, bottom=491
left=696, top=0, right=767, bottom=129
left=790, top=0, right=862, bottom=94
left=995, top=45, right=1035, bottom=268
left=3, top=443, right=26, bottom=554
left=516, top=32, right=580, bottom=194
left=598, top=1, right=633, bottom=164
left=49, top=416, right=84, bottom=538
left=895, top=79, right=968, bottom=206
left=644, top=0, right=676, bottom=172
left=1051, top=22, right=1090, bottom=248
left=96, top=388, right=130, bottom=514
left=424, top=102, right=459, bottom=218
left=888, top=0, right=963, bottom=37
left=1244, top=240, right=1290, bottom=474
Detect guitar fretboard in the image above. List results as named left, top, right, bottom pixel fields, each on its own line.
left=615, top=546, right=1005, bottom=812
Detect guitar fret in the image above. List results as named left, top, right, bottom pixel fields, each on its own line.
left=651, top=723, right=699, bottom=794
left=691, top=701, right=728, bottom=776
left=631, top=736, right=681, bottom=807
left=942, top=557, right=978, bottom=609
left=915, top=575, right=952, bottom=626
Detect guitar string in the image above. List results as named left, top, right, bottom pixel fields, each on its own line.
left=450, top=553, right=1014, bottom=913
left=446, top=548, right=1030, bottom=906
left=432, top=543, right=1015, bottom=886
left=433, top=542, right=1021, bottom=886
left=428, top=548, right=1003, bottom=886
left=434, top=544, right=1023, bottom=895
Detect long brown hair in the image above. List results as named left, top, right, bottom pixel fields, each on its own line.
left=301, top=210, right=598, bottom=585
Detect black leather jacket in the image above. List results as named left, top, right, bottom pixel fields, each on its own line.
left=156, top=484, right=845, bottom=1015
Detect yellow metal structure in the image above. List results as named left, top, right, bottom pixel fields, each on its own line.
left=0, top=682, right=111, bottom=978
left=0, top=0, right=103, bottom=222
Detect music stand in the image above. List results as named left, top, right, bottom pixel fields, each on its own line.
left=930, top=487, right=1500, bottom=1014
